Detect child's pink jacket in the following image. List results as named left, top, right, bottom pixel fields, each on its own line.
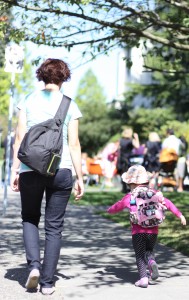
left=107, top=193, right=182, bottom=235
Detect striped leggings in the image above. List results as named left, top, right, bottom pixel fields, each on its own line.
left=132, top=233, right=157, bottom=279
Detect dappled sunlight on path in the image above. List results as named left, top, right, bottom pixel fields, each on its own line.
left=1, top=188, right=189, bottom=299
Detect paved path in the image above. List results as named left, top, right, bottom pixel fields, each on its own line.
left=1, top=188, right=189, bottom=300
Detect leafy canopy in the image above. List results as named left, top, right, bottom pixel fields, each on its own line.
left=0, top=0, right=189, bottom=58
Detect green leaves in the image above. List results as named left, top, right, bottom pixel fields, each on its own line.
left=0, top=0, right=189, bottom=52
left=75, top=69, right=110, bottom=155
left=183, top=18, right=189, bottom=27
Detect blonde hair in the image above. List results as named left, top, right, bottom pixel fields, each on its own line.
left=122, top=128, right=133, bottom=139
left=148, top=132, right=160, bottom=142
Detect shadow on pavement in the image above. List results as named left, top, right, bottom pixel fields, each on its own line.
left=1, top=190, right=189, bottom=299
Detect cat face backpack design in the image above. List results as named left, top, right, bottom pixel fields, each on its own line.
left=129, top=186, right=166, bottom=228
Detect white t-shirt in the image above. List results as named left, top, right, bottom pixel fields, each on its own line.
left=162, top=135, right=182, bottom=155
left=17, top=90, right=82, bottom=172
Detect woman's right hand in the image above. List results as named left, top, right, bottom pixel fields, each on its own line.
left=10, top=170, right=20, bottom=192
left=73, top=178, right=84, bottom=201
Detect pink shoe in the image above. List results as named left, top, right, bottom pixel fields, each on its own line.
left=135, top=277, right=148, bottom=288
left=149, top=260, right=159, bottom=280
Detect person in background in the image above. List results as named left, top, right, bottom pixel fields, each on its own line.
left=177, top=135, right=188, bottom=192
left=116, top=128, right=140, bottom=192
left=10, top=58, right=84, bottom=295
left=162, top=129, right=183, bottom=156
left=183, top=154, right=189, bottom=188
left=162, top=129, right=185, bottom=192
left=130, top=143, right=145, bottom=166
left=101, top=141, right=119, bottom=187
left=143, top=132, right=161, bottom=179
left=107, top=165, right=186, bottom=288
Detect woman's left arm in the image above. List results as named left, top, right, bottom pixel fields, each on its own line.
left=11, top=109, right=27, bottom=192
left=68, top=118, right=84, bottom=200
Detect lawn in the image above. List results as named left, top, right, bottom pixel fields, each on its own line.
left=70, top=189, right=189, bottom=257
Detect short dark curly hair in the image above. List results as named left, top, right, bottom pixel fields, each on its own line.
left=36, top=58, right=71, bottom=85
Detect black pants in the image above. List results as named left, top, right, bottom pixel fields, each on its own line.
left=132, top=233, right=157, bottom=279
left=19, top=169, right=73, bottom=287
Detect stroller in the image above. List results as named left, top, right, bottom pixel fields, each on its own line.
left=157, top=148, right=178, bottom=190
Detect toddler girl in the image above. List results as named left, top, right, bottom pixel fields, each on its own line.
left=107, top=165, right=186, bottom=288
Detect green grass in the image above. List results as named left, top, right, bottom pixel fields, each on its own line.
left=70, top=190, right=189, bottom=257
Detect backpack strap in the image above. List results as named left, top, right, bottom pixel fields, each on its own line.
left=54, top=94, right=71, bottom=122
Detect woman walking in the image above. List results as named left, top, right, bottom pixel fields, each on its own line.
left=11, top=58, right=84, bottom=295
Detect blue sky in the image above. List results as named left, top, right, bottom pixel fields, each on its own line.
left=27, top=42, right=122, bottom=103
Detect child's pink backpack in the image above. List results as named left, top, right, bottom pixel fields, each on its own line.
left=130, top=186, right=166, bottom=228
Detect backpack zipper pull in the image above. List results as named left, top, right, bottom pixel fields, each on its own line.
left=130, top=198, right=136, bottom=205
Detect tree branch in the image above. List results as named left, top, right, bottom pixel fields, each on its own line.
left=139, top=30, right=189, bottom=51
left=164, top=0, right=189, bottom=13
left=2, top=0, right=189, bottom=51
left=143, top=64, right=189, bottom=73
left=27, top=34, right=118, bottom=48
left=107, top=0, right=189, bottom=34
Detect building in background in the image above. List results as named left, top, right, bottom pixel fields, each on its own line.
left=108, top=42, right=153, bottom=109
